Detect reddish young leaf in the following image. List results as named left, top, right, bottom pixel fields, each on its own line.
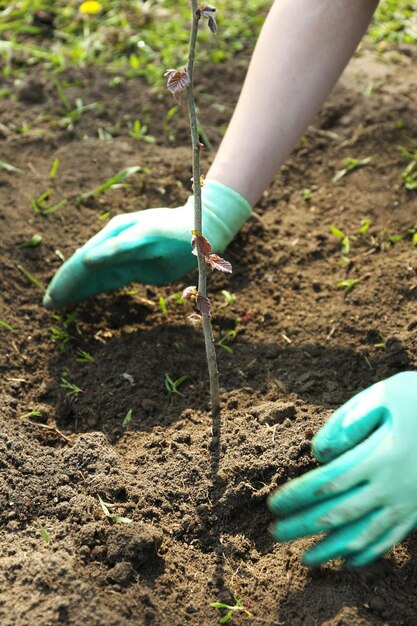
left=191, top=231, right=212, bottom=256
left=182, top=285, right=198, bottom=300
left=196, top=294, right=211, bottom=315
left=164, top=68, right=190, bottom=102
left=200, top=4, right=217, bottom=33
left=206, top=254, right=232, bottom=273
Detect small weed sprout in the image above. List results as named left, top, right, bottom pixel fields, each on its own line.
left=60, top=371, right=82, bottom=397
left=76, top=348, right=95, bottom=363
left=50, top=312, right=80, bottom=351
left=378, top=229, right=401, bottom=251
left=28, top=189, right=67, bottom=216
left=300, top=187, right=313, bottom=200
left=329, top=225, right=350, bottom=256
left=17, top=264, right=45, bottom=291
left=18, top=233, right=42, bottom=248
left=50, top=325, right=71, bottom=350
left=374, top=334, right=386, bottom=349
left=216, top=328, right=238, bottom=354
left=37, top=520, right=52, bottom=546
left=49, top=157, right=60, bottom=179
left=58, top=99, right=101, bottom=131
left=398, top=145, right=417, bottom=190
left=332, top=156, right=372, bottom=183
left=164, top=373, right=188, bottom=398
left=0, top=160, right=22, bottom=173
left=97, top=495, right=133, bottom=524
left=210, top=596, right=254, bottom=623
left=0, top=320, right=13, bottom=331
left=336, top=278, right=359, bottom=293
left=220, top=290, right=236, bottom=307
left=159, top=296, right=169, bottom=317
left=407, top=223, right=417, bottom=246
left=122, top=408, right=133, bottom=428
left=21, top=408, right=43, bottom=419
left=357, top=218, right=371, bottom=235
left=76, top=166, right=143, bottom=204
left=129, top=118, right=155, bottom=143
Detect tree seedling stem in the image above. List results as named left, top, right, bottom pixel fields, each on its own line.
left=187, top=2, right=220, bottom=417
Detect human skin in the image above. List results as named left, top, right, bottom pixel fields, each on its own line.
left=208, top=0, right=380, bottom=206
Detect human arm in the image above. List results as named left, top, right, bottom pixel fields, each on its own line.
left=43, top=0, right=379, bottom=308
left=208, top=0, right=380, bottom=205
left=268, top=372, right=417, bottom=567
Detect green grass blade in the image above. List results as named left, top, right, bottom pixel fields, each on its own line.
left=17, top=264, right=46, bottom=291
left=78, top=166, right=142, bottom=201
left=0, top=160, right=22, bottom=173
left=49, top=158, right=60, bottom=179
left=37, top=521, right=52, bottom=545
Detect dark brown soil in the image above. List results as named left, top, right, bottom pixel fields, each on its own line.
left=1, top=42, right=417, bottom=626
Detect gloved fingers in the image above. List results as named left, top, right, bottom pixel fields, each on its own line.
left=84, top=204, right=193, bottom=259
left=44, top=261, right=127, bottom=309
left=301, top=508, right=383, bottom=567
left=84, top=235, right=161, bottom=266
left=81, top=213, right=143, bottom=253
left=268, top=425, right=385, bottom=517
left=270, top=483, right=374, bottom=542
left=43, top=248, right=88, bottom=309
left=302, top=505, right=410, bottom=566
left=345, top=513, right=417, bottom=567
left=84, top=235, right=193, bottom=267
left=312, top=382, right=387, bottom=463
left=311, top=483, right=380, bottom=530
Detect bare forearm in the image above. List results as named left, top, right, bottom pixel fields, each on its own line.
left=208, top=0, right=379, bottom=205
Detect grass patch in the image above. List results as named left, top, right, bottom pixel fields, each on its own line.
left=370, top=0, right=417, bottom=46
left=0, top=1, right=271, bottom=85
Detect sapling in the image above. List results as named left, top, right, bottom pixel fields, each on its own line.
left=164, top=2, right=231, bottom=417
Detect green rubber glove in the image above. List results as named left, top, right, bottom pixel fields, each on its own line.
left=268, top=372, right=417, bottom=567
left=42, top=179, right=251, bottom=309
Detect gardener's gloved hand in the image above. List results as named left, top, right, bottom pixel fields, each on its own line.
left=268, top=372, right=417, bottom=567
left=42, top=179, right=251, bottom=309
